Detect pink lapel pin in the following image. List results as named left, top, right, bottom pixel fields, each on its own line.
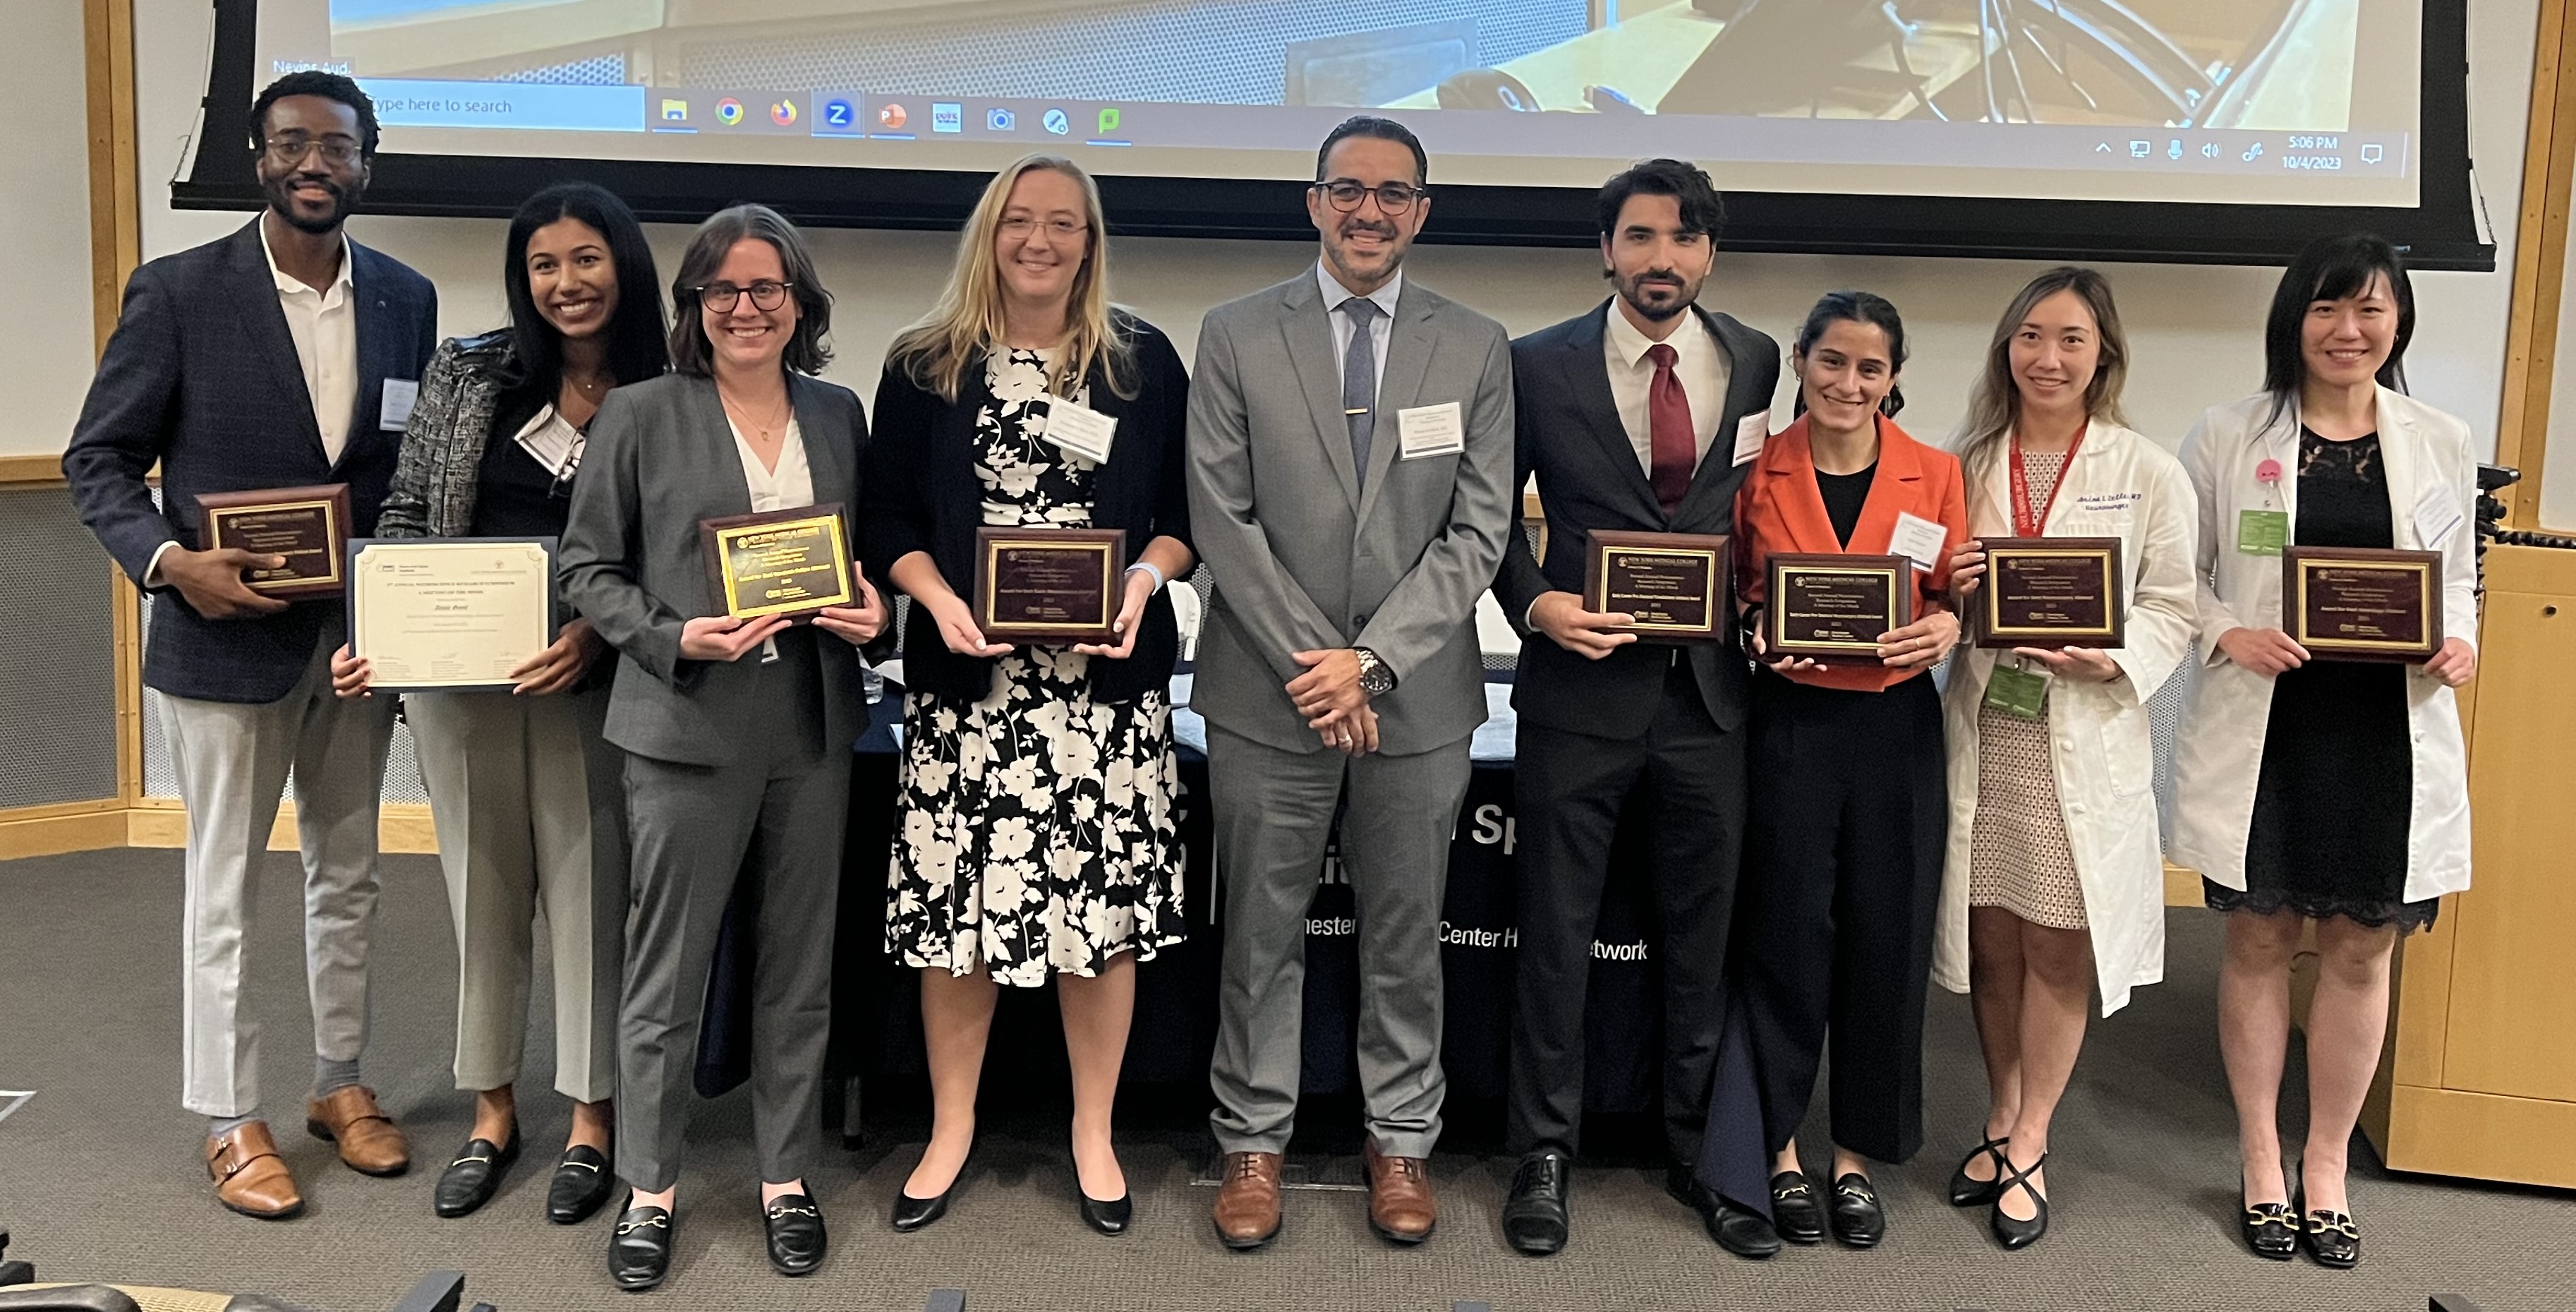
left=2255, top=458, right=2282, bottom=486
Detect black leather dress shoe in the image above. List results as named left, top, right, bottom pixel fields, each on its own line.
left=891, top=1184, right=952, bottom=1232
left=1076, top=1181, right=1133, bottom=1236
left=2297, top=1192, right=2359, bottom=1269
left=431, top=1124, right=519, bottom=1219
left=608, top=1205, right=674, bottom=1292
left=1501, top=1151, right=1571, bottom=1256
left=1712, top=1200, right=1783, bottom=1260
left=1769, top=1171, right=1824, bottom=1244
left=549, top=1145, right=615, bottom=1225
left=1830, top=1172, right=1885, bottom=1248
left=1948, top=1136, right=2009, bottom=1208
left=2242, top=1202, right=2298, bottom=1260
left=1990, top=1151, right=2048, bottom=1251
left=763, top=1193, right=828, bottom=1276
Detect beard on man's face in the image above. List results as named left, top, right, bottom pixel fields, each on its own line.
left=1616, top=267, right=1697, bottom=323
left=262, top=169, right=359, bottom=234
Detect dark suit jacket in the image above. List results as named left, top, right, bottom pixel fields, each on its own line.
left=862, top=315, right=1193, bottom=705
left=557, top=372, right=876, bottom=768
left=1495, top=300, right=1781, bottom=738
left=63, top=219, right=440, bottom=703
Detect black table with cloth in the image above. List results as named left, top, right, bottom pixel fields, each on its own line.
left=692, top=673, right=1686, bottom=1145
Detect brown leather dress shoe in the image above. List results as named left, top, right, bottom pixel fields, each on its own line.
left=305, top=1086, right=411, bottom=1176
left=1362, top=1141, right=1437, bottom=1244
left=1211, top=1151, right=1283, bottom=1250
left=207, top=1122, right=303, bottom=1219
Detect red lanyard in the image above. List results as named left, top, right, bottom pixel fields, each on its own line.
left=2008, top=425, right=2084, bottom=537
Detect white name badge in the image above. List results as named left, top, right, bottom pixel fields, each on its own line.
left=1044, top=398, right=1118, bottom=465
left=1731, top=409, right=1772, bottom=466
left=2411, top=481, right=2463, bottom=550
left=1396, top=401, right=1466, bottom=459
left=1889, top=510, right=1947, bottom=572
left=512, top=405, right=581, bottom=474
left=379, top=378, right=420, bottom=431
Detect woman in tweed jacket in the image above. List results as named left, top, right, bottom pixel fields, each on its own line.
left=334, top=181, right=667, bottom=1225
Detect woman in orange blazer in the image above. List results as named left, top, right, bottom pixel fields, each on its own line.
left=1695, top=291, right=1969, bottom=1260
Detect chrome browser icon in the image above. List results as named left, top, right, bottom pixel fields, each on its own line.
left=715, top=98, right=744, bottom=126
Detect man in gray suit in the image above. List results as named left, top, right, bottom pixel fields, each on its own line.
left=1188, top=116, right=1517, bottom=1249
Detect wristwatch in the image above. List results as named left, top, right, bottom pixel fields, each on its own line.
left=1353, top=646, right=1396, bottom=697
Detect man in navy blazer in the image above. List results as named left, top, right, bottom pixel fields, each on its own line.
left=1489, top=160, right=1782, bottom=1258
left=63, top=71, right=437, bottom=1219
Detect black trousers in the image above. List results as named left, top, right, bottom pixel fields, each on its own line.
left=1508, top=658, right=1746, bottom=1167
left=1731, top=669, right=1946, bottom=1167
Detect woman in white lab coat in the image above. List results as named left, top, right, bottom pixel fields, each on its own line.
left=1935, top=267, right=2198, bottom=1251
left=2172, top=234, right=2477, bottom=1270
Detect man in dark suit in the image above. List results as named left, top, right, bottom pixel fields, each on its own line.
left=1492, top=159, right=1782, bottom=1257
left=63, top=71, right=438, bottom=1219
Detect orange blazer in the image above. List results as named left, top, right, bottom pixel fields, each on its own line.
left=1734, top=412, right=1969, bottom=692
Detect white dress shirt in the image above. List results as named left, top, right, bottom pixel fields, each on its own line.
left=261, top=219, right=359, bottom=467
left=1602, top=301, right=1731, bottom=476
left=1317, top=261, right=1403, bottom=402
left=728, top=413, right=814, bottom=659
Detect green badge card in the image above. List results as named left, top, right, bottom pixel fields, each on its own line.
left=2237, top=509, right=2289, bottom=556
left=1984, top=663, right=2050, bottom=721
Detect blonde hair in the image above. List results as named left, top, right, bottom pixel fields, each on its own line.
left=1956, top=266, right=2130, bottom=489
left=888, top=154, right=1135, bottom=402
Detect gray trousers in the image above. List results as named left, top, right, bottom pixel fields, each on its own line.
left=615, top=634, right=846, bottom=1193
left=158, top=623, right=395, bottom=1118
left=1206, top=725, right=1473, bottom=1159
left=407, top=684, right=626, bottom=1102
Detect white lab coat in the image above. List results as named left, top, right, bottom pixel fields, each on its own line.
left=1933, top=423, right=2199, bottom=1017
left=2169, top=388, right=2477, bottom=905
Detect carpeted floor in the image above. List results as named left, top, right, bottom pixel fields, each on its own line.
left=0, top=846, right=2565, bottom=1312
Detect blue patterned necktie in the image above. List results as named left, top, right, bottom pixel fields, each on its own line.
left=1338, top=297, right=1382, bottom=488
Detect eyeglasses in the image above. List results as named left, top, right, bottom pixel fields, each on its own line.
left=1311, top=181, right=1426, bottom=215
left=694, top=280, right=794, bottom=312
left=998, top=217, right=1087, bottom=240
left=262, top=133, right=361, bottom=167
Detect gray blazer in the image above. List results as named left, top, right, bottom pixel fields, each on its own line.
left=1185, top=270, right=1517, bottom=757
left=558, top=371, right=871, bottom=768
left=377, top=332, right=511, bottom=539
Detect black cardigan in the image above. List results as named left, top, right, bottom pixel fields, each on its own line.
left=861, top=314, right=1193, bottom=704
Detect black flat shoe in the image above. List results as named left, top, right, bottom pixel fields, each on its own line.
left=1712, top=1200, right=1782, bottom=1260
left=548, top=1145, right=615, bottom=1224
left=1768, top=1171, right=1824, bottom=1245
left=1948, top=1136, right=2009, bottom=1208
left=1501, top=1150, right=1571, bottom=1256
left=763, top=1193, right=828, bottom=1276
left=608, top=1205, right=673, bottom=1292
left=2297, top=1192, right=2360, bottom=1269
left=431, top=1123, right=519, bottom=1219
left=2241, top=1172, right=2297, bottom=1260
left=1076, top=1182, right=1132, bottom=1237
left=1989, top=1151, right=2049, bottom=1251
left=1830, top=1172, right=1885, bottom=1248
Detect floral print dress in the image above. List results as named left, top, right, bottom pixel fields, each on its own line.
left=886, top=348, right=1187, bottom=986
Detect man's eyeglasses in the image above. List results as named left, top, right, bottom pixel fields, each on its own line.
left=262, top=133, right=362, bottom=168
left=694, top=280, right=794, bottom=313
left=998, top=217, right=1087, bottom=240
left=1311, top=181, right=1426, bottom=215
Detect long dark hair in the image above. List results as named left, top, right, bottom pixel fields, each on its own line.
left=1957, top=266, right=2130, bottom=474
left=2261, top=232, right=2414, bottom=429
left=1791, top=290, right=1909, bottom=419
left=669, top=205, right=835, bottom=378
left=495, top=183, right=667, bottom=431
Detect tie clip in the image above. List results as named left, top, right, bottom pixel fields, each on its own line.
left=1345, top=407, right=1370, bottom=416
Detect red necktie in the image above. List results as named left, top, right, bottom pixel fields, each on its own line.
left=1645, top=342, right=1695, bottom=515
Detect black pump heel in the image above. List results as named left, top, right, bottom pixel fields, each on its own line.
left=2239, top=1172, right=2297, bottom=1260
left=1947, top=1136, right=2010, bottom=1208
left=1988, top=1151, right=2049, bottom=1251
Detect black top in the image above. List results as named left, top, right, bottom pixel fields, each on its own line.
left=1817, top=463, right=1877, bottom=548
left=861, top=313, right=1194, bottom=704
left=467, top=414, right=574, bottom=538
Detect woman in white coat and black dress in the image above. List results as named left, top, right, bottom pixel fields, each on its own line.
left=1935, top=267, right=2197, bottom=1251
left=2173, top=234, right=2477, bottom=1270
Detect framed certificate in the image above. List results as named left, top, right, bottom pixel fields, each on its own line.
left=974, top=526, right=1126, bottom=644
left=346, top=538, right=557, bottom=691
left=700, top=505, right=857, bottom=621
left=1584, top=530, right=1728, bottom=644
left=1973, top=536, right=2126, bottom=649
left=1766, top=553, right=1912, bottom=664
left=2282, top=546, right=2442, bottom=663
left=197, top=483, right=351, bottom=598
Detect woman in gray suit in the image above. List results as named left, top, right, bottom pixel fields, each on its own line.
left=558, top=204, right=886, bottom=1291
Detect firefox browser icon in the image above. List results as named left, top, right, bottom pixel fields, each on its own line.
left=770, top=100, right=798, bottom=127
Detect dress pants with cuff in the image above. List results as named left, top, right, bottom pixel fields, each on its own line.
left=615, top=630, right=847, bottom=1194
left=1206, top=724, right=1473, bottom=1160
left=159, top=622, right=397, bottom=1119
left=406, top=683, right=626, bottom=1103
left=1729, top=669, right=1946, bottom=1169
left=1508, top=658, right=1746, bottom=1169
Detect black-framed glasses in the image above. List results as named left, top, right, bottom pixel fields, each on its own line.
left=1311, top=180, right=1425, bottom=215
left=694, top=280, right=794, bottom=312
left=261, top=133, right=361, bottom=167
